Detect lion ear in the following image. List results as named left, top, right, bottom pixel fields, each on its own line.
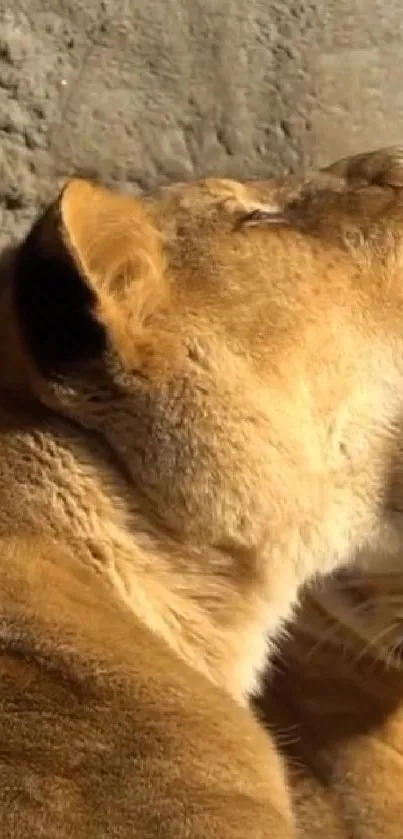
left=13, top=178, right=163, bottom=376
left=323, top=146, right=403, bottom=188
left=59, top=178, right=159, bottom=290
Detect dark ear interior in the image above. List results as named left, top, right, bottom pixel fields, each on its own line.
left=13, top=176, right=164, bottom=379
left=13, top=197, right=107, bottom=378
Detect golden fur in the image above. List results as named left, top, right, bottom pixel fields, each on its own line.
left=2, top=146, right=403, bottom=835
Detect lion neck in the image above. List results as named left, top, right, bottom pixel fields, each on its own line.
left=0, top=297, right=293, bottom=704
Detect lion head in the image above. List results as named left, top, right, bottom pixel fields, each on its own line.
left=6, top=147, right=403, bottom=701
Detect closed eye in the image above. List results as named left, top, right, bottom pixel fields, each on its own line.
left=235, top=208, right=290, bottom=230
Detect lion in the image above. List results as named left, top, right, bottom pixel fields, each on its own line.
left=2, top=146, right=403, bottom=836
left=254, top=149, right=403, bottom=839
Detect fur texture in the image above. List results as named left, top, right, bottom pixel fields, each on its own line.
left=258, top=575, right=403, bottom=839
left=3, top=147, right=403, bottom=835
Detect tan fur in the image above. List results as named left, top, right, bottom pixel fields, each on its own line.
left=258, top=577, right=403, bottom=839
left=3, top=147, right=403, bottom=835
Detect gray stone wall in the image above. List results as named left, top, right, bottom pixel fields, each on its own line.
left=1, top=0, right=403, bottom=244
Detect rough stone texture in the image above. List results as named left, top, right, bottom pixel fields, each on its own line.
left=1, top=0, right=403, bottom=245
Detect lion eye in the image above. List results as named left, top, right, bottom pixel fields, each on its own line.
left=237, top=208, right=289, bottom=229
